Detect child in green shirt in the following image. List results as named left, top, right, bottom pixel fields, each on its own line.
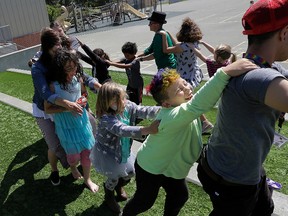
left=122, top=59, right=256, bottom=215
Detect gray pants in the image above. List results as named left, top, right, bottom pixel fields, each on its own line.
left=36, top=117, right=69, bottom=169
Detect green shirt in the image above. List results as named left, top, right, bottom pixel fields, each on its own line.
left=137, top=68, right=230, bottom=179
left=144, top=29, right=176, bottom=69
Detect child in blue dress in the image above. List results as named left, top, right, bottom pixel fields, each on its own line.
left=89, top=81, right=160, bottom=213
left=44, top=49, right=98, bottom=193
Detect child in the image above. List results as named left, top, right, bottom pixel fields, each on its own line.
left=194, top=41, right=237, bottom=78
left=89, top=81, right=161, bottom=213
left=106, top=42, right=144, bottom=105
left=160, top=17, right=213, bottom=134
left=77, top=38, right=111, bottom=84
left=44, top=49, right=99, bottom=193
left=122, top=60, right=257, bottom=216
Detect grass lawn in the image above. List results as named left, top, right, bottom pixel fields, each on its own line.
left=0, top=70, right=287, bottom=215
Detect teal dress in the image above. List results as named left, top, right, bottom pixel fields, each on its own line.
left=53, top=76, right=95, bottom=154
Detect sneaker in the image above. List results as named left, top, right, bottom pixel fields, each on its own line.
left=50, top=171, right=60, bottom=186
left=202, top=120, right=214, bottom=134
left=266, top=178, right=282, bottom=190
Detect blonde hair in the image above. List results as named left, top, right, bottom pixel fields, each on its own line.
left=96, top=81, right=126, bottom=117
left=215, top=44, right=236, bottom=63
left=149, top=68, right=180, bottom=105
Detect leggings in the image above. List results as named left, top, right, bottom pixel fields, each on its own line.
left=122, top=160, right=189, bottom=216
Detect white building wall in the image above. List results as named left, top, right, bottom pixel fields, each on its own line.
left=0, top=0, right=49, bottom=38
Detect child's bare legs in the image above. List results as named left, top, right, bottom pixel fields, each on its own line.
left=82, top=164, right=99, bottom=193
left=67, top=154, right=83, bottom=179
left=81, top=150, right=99, bottom=193
left=70, top=165, right=83, bottom=179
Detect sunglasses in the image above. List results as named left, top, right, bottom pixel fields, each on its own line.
left=149, top=21, right=158, bottom=25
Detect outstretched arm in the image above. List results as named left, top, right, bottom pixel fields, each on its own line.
left=106, top=60, right=132, bottom=69
left=189, top=43, right=208, bottom=63
left=200, top=40, right=215, bottom=54
left=159, top=30, right=182, bottom=54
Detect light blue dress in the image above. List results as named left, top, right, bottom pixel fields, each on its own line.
left=53, top=76, right=95, bottom=154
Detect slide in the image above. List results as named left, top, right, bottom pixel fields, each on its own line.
left=122, top=2, right=148, bottom=19
left=56, top=6, right=72, bottom=31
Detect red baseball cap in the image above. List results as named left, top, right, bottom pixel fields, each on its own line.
left=242, top=0, right=288, bottom=35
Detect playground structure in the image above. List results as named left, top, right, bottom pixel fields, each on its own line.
left=55, top=0, right=159, bottom=33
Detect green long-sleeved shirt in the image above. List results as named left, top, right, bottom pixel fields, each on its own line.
left=137, top=68, right=230, bottom=179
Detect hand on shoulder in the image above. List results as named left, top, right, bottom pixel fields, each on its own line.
left=222, top=58, right=258, bottom=77
left=158, top=30, right=166, bottom=35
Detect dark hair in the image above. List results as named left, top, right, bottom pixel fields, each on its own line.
left=93, top=48, right=110, bottom=61
left=176, top=17, right=203, bottom=43
left=50, top=21, right=62, bottom=29
left=121, top=42, right=138, bottom=55
left=60, top=35, right=72, bottom=50
left=247, top=29, right=280, bottom=46
left=39, top=28, right=61, bottom=68
left=50, top=49, right=83, bottom=89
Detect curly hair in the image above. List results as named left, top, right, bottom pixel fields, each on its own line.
left=93, top=48, right=110, bottom=61
left=50, top=49, right=83, bottom=90
left=121, top=42, right=138, bottom=55
left=149, top=68, right=180, bottom=105
left=176, top=17, right=203, bottom=43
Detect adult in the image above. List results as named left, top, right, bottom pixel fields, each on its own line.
left=137, top=11, right=176, bottom=70
left=197, top=0, right=288, bottom=215
left=50, top=21, right=79, bottom=50
left=31, top=28, right=100, bottom=186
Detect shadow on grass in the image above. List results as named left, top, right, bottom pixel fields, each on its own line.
left=0, top=139, right=86, bottom=215
left=78, top=201, right=122, bottom=216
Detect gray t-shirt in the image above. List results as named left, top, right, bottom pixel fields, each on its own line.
left=207, top=63, right=288, bottom=185
left=120, top=58, right=143, bottom=89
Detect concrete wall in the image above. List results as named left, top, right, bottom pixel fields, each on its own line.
left=0, top=45, right=40, bottom=72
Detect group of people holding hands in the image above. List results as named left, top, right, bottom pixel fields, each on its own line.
left=30, top=0, right=288, bottom=215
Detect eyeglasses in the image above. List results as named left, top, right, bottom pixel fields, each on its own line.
left=64, top=65, right=77, bottom=72
left=149, top=21, right=158, bottom=26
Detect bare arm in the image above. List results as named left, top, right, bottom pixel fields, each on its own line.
left=106, top=60, right=132, bottom=69
left=189, top=44, right=208, bottom=63
left=222, top=58, right=258, bottom=77
left=137, top=53, right=155, bottom=62
left=159, top=30, right=182, bottom=54
left=45, top=83, right=83, bottom=114
left=265, top=78, right=288, bottom=112
left=168, top=31, right=178, bottom=45
left=200, top=40, right=215, bottom=54
left=44, top=84, right=67, bottom=114
left=44, top=101, right=66, bottom=114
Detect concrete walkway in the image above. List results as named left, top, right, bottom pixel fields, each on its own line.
left=0, top=82, right=288, bottom=216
